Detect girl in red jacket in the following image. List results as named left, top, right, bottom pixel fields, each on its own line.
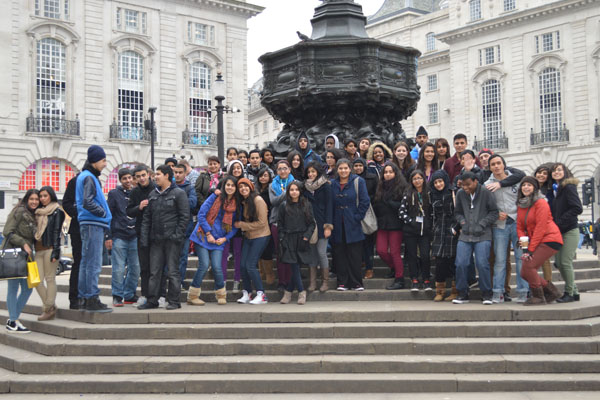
left=516, top=176, right=563, bottom=305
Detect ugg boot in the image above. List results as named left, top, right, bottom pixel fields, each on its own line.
left=543, top=281, right=561, bottom=304
left=434, top=282, right=446, bottom=302
left=319, top=268, right=329, bottom=293
left=187, top=286, right=205, bottom=306
left=215, top=287, right=227, bottom=305
left=258, top=260, right=266, bottom=281
left=298, top=291, right=307, bottom=305
left=280, top=290, right=292, bottom=304
left=263, top=259, right=276, bottom=285
left=308, top=267, right=317, bottom=292
left=37, top=307, right=52, bottom=321
left=444, top=281, right=458, bottom=302
left=524, top=287, right=546, bottom=306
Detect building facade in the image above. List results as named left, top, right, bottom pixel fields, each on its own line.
left=248, top=77, right=281, bottom=150
left=367, top=0, right=600, bottom=219
left=0, top=0, right=262, bottom=226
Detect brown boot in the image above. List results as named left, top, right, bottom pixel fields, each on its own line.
left=187, top=286, right=205, bottom=306
left=280, top=290, right=292, bottom=304
left=433, top=282, right=446, bottom=302
left=524, top=287, right=546, bottom=306
left=308, top=267, right=317, bottom=292
left=298, top=291, right=307, bottom=305
left=37, top=307, right=53, bottom=321
left=215, top=287, right=227, bottom=305
left=445, top=281, right=458, bottom=302
left=364, top=270, right=374, bottom=279
left=263, top=259, right=276, bottom=285
left=543, top=281, right=561, bottom=303
left=320, top=268, right=329, bottom=292
left=258, top=260, right=266, bottom=281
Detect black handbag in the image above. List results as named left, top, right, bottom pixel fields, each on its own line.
left=0, top=233, right=29, bottom=280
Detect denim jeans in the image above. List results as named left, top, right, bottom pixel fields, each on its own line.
left=79, top=224, right=105, bottom=299
left=192, top=245, right=225, bottom=290
left=492, top=221, right=528, bottom=294
left=178, top=220, right=196, bottom=284
left=241, top=236, right=269, bottom=293
left=6, top=278, right=32, bottom=321
left=455, top=240, right=492, bottom=298
left=111, top=238, right=141, bottom=300
left=221, top=236, right=242, bottom=282
left=287, top=263, right=304, bottom=292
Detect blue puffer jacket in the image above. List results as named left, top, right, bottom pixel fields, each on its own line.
left=330, top=174, right=370, bottom=244
left=76, top=166, right=112, bottom=229
left=190, top=193, right=239, bottom=251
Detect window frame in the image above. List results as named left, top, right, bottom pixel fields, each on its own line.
left=503, top=0, right=516, bottom=12
left=188, top=61, right=213, bottom=139
left=428, top=103, right=439, bottom=125
left=18, top=158, right=78, bottom=193
left=117, top=50, right=145, bottom=140
left=425, top=32, right=436, bottom=52
left=469, top=0, right=482, bottom=22
left=34, top=0, right=70, bottom=21
left=427, top=74, right=438, bottom=91
left=187, top=21, right=216, bottom=47
left=535, top=31, right=561, bottom=54
left=115, top=6, right=148, bottom=35
left=538, top=67, right=563, bottom=136
left=481, top=79, right=502, bottom=143
left=478, top=45, right=501, bottom=67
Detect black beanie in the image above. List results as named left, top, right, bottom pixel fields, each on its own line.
left=416, top=126, right=428, bottom=137
left=87, top=145, right=106, bottom=164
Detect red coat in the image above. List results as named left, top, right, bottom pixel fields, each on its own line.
left=517, top=198, right=563, bottom=252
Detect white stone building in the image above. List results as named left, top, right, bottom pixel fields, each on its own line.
left=0, top=0, right=262, bottom=226
left=367, top=0, right=600, bottom=219
left=247, top=77, right=281, bottom=150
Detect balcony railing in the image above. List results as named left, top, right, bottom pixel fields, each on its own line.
left=109, top=122, right=155, bottom=142
left=473, top=133, right=508, bottom=153
left=182, top=128, right=216, bottom=147
left=595, top=119, right=599, bottom=140
left=26, top=112, right=80, bottom=136
left=530, top=124, right=569, bottom=146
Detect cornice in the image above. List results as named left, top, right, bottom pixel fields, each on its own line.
left=418, top=49, right=449, bottom=66
left=436, top=0, right=599, bottom=44
left=183, top=0, right=264, bottom=18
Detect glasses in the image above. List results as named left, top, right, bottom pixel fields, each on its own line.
left=277, top=167, right=289, bottom=171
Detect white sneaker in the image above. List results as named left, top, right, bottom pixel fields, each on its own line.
left=136, top=296, right=147, bottom=306
left=516, top=292, right=528, bottom=303
left=233, top=281, right=240, bottom=294
left=237, top=290, right=250, bottom=304
left=492, top=292, right=504, bottom=303
left=158, top=297, right=166, bottom=308
left=249, top=291, right=268, bottom=305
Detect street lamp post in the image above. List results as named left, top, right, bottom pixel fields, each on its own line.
left=214, top=72, right=226, bottom=165
left=147, top=107, right=157, bottom=169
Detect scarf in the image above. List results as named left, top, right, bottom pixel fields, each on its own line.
left=34, top=202, right=60, bottom=241
left=209, top=170, right=222, bottom=190
left=271, top=173, right=295, bottom=196
left=198, top=195, right=237, bottom=237
left=305, top=175, right=328, bottom=193
left=518, top=192, right=543, bottom=209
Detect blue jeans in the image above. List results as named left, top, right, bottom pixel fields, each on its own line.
left=455, top=240, right=492, bottom=298
left=79, top=224, right=105, bottom=299
left=6, top=279, right=32, bottom=321
left=192, top=245, right=225, bottom=290
left=241, top=236, right=269, bottom=293
left=178, top=220, right=196, bottom=284
left=287, top=263, right=304, bottom=292
left=111, top=238, right=141, bottom=300
left=493, top=222, right=528, bottom=295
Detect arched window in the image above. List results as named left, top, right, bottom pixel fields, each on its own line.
left=36, top=38, right=66, bottom=132
left=538, top=67, right=562, bottom=137
left=18, top=159, right=77, bottom=193
left=117, top=51, right=145, bottom=140
left=482, top=79, right=502, bottom=144
left=103, top=163, right=139, bottom=194
left=426, top=32, right=436, bottom=52
left=188, top=62, right=212, bottom=144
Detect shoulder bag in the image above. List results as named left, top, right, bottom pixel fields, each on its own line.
left=0, top=233, right=29, bottom=280
left=354, top=178, right=378, bottom=235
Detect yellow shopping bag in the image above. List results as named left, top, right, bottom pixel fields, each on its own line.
left=27, top=257, right=40, bottom=289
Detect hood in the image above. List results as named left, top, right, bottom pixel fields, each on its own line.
left=353, top=157, right=368, bottom=177
left=560, top=177, right=580, bottom=187
left=429, top=170, right=451, bottom=200
left=366, top=142, right=393, bottom=161
left=325, top=133, right=340, bottom=149
left=227, top=160, right=245, bottom=175
left=176, top=180, right=190, bottom=188
left=295, top=132, right=312, bottom=157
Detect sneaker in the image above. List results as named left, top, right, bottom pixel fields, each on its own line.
left=423, top=280, right=433, bottom=292
left=158, top=297, right=166, bottom=308
left=468, top=278, right=478, bottom=288
left=166, top=303, right=181, bottom=310
left=136, top=296, right=147, bottom=306
left=516, top=292, right=528, bottom=303
left=386, top=279, right=405, bottom=290
left=503, top=292, right=512, bottom=302
left=411, top=280, right=420, bottom=292
left=123, top=295, right=139, bottom=305
left=233, top=281, right=240, bottom=294
left=249, top=291, right=268, bottom=305
left=336, top=285, right=348, bottom=291
left=482, top=297, right=493, bottom=305
left=352, top=286, right=364, bottom=291
left=113, top=296, right=124, bottom=307
left=6, top=319, right=30, bottom=334
left=86, top=297, right=113, bottom=313
left=237, top=290, right=250, bottom=304
left=452, top=295, right=470, bottom=304
left=492, top=292, right=504, bottom=303
left=137, top=302, right=158, bottom=310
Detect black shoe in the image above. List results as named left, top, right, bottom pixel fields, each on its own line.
left=556, top=292, right=575, bottom=303
left=423, top=280, right=433, bottom=292
left=452, top=294, right=470, bottom=304
left=138, top=302, right=158, bottom=310
left=386, top=270, right=395, bottom=279
left=166, top=303, right=181, bottom=310
left=123, top=295, right=139, bottom=305
left=386, top=278, right=405, bottom=290
left=85, top=297, right=113, bottom=313
left=410, top=280, right=420, bottom=292
left=6, top=319, right=30, bottom=333
left=468, top=278, right=478, bottom=288
left=503, top=292, right=512, bottom=302
left=574, top=293, right=580, bottom=301
left=69, top=299, right=81, bottom=310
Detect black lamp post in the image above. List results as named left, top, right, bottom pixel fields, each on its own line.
left=214, top=72, right=226, bottom=165
left=146, top=107, right=157, bottom=169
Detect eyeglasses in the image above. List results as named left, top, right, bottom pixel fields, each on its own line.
left=277, top=167, right=289, bottom=171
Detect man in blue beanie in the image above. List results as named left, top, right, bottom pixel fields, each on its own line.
left=76, top=145, right=113, bottom=312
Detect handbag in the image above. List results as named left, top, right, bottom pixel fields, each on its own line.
left=354, top=178, right=378, bottom=235
left=309, top=221, right=318, bottom=244
left=0, top=233, right=29, bottom=280
left=27, top=256, right=40, bottom=289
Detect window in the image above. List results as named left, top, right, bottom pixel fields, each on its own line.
left=18, top=159, right=76, bottom=192
left=539, top=67, right=562, bottom=135
left=35, top=0, right=69, bottom=20
left=188, top=22, right=216, bottom=47
left=428, top=103, right=439, bottom=124
left=478, top=45, right=501, bottom=66
left=503, top=0, right=516, bottom=12
left=36, top=38, right=66, bottom=131
left=469, top=0, right=481, bottom=21
left=427, top=74, right=438, bottom=91
left=535, top=31, right=560, bottom=54
left=426, top=32, right=436, bottom=52
left=19, top=164, right=36, bottom=191
left=116, top=7, right=147, bottom=35
left=254, top=124, right=259, bottom=137
left=189, top=62, right=212, bottom=137
left=103, top=163, right=138, bottom=194
left=482, top=79, right=502, bottom=142
left=263, top=120, right=268, bottom=133
left=118, top=51, right=145, bottom=139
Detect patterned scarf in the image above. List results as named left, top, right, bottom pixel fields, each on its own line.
left=209, top=171, right=223, bottom=190
left=34, top=202, right=60, bottom=241
left=198, top=195, right=237, bottom=237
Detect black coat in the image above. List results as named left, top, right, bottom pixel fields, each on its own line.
left=276, top=201, right=317, bottom=266
left=62, top=174, right=79, bottom=235
left=399, top=190, right=432, bottom=237
left=127, top=181, right=156, bottom=237
left=551, top=178, right=583, bottom=234
left=431, top=193, right=458, bottom=258
left=358, top=172, right=378, bottom=203
left=107, top=185, right=136, bottom=241
left=140, top=184, right=190, bottom=246
left=303, top=181, right=333, bottom=238
left=373, top=192, right=403, bottom=231
left=39, top=207, right=66, bottom=261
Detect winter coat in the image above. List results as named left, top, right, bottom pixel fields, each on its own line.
left=189, top=193, right=239, bottom=251
left=454, top=184, right=499, bottom=242
left=259, top=186, right=272, bottom=222
left=177, top=180, right=198, bottom=218
left=517, top=198, right=563, bottom=253
left=238, top=195, right=271, bottom=240
left=246, top=163, right=274, bottom=184
left=551, top=178, right=583, bottom=234
left=39, top=206, right=66, bottom=261
left=484, top=171, right=519, bottom=229
left=76, top=166, right=112, bottom=229
left=194, top=171, right=223, bottom=207
left=453, top=165, right=484, bottom=191
left=431, top=193, right=458, bottom=258
left=399, top=190, right=432, bottom=237
left=277, top=201, right=317, bottom=266
left=373, top=191, right=403, bottom=231
left=268, top=174, right=295, bottom=225
left=330, top=174, right=370, bottom=244
left=127, top=181, right=156, bottom=237
left=2, top=206, right=36, bottom=250
left=62, top=174, right=79, bottom=235
left=296, top=132, right=323, bottom=167
left=107, top=185, right=136, bottom=241
left=140, top=183, right=190, bottom=246
left=304, top=180, right=334, bottom=238
left=353, top=158, right=378, bottom=203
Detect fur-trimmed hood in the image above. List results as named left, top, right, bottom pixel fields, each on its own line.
left=366, top=141, right=393, bottom=161
left=559, top=177, right=579, bottom=187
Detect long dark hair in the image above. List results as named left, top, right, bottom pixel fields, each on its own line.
left=305, top=161, right=324, bottom=181
left=257, top=166, right=272, bottom=193
left=406, top=169, right=430, bottom=211
left=550, top=162, right=574, bottom=184
left=39, top=186, right=59, bottom=204
left=375, top=162, right=406, bottom=202
left=416, top=142, right=439, bottom=174
left=287, top=150, right=305, bottom=180
left=533, top=163, right=552, bottom=194
left=284, top=181, right=312, bottom=221
left=17, top=189, right=40, bottom=212
left=219, top=175, right=239, bottom=212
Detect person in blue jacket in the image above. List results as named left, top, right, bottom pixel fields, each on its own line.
left=330, top=158, right=370, bottom=291
left=187, top=175, right=239, bottom=306
left=296, top=132, right=322, bottom=166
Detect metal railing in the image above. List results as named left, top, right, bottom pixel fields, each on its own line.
left=473, top=133, right=508, bottom=152
left=182, top=128, right=216, bottom=147
left=109, top=122, right=155, bottom=142
left=26, top=113, right=80, bottom=136
left=530, top=124, right=569, bottom=146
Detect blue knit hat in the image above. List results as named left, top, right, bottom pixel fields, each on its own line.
left=87, top=145, right=106, bottom=163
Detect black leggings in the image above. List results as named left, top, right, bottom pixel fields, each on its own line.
left=404, top=234, right=431, bottom=281
left=435, top=256, right=455, bottom=282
